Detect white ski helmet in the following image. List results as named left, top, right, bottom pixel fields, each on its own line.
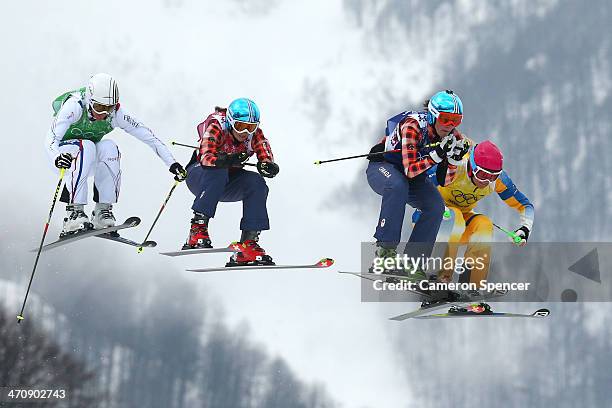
left=86, top=73, right=119, bottom=113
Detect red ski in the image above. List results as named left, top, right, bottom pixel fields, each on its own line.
left=186, top=258, right=334, bottom=273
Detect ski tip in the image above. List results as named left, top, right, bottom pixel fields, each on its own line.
left=124, top=217, right=141, bottom=227
left=532, top=308, right=551, bottom=317
left=316, top=258, right=334, bottom=268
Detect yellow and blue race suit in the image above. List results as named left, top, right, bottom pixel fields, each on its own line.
left=415, top=141, right=534, bottom=283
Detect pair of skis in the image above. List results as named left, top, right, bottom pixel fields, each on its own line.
left=35, top=221, right=334, bottom=273
left=160, top=246, right=335, bottom=273
left=34, top=217, right=157, bottom=252
left=340, top=271, right=550, bottom=320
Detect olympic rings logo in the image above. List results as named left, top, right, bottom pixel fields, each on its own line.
left=450, top=189, right=483, bottom=206
left=69, top=128, right=107, bottom=139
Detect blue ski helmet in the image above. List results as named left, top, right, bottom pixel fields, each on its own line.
left=227, top=98, right=260, bottom=134
left=426, top=90, right=463, bottom=125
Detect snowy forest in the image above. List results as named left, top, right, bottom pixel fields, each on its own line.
left=0, top=280, right=337, bottom=408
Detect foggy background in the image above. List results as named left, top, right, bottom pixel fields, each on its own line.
left=1, top=1, right=611, bottom=407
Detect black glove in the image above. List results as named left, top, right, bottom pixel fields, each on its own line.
left=514, top=226, right=530, bottom=246
left=215, top=152, right=249, bottom=168
left=169, top=162, right=187, bottom=181
left=367, top=142, right=385, bottom=162
left=448, top=138, right=470, bottom=166
left=429, top=134, right=457, bottom=163
left=54, top=153, right=73, bottom=169
left=257, top=161, right=280, bottom=178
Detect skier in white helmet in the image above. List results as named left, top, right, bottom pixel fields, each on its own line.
left=45, top=73, right=186, bottom=236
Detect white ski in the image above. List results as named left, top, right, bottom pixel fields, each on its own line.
left=389, top=289, right=508, bottom=321
left=95, top=233, right=156, bottom=248
left=413, top=308, right=551, bottom=320
left=186, top=258, right=334, bottom=273
left=35, top=217, right=141, bottom=252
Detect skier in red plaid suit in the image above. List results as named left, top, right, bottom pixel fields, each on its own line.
left=183, top=98, right=279, bottom=267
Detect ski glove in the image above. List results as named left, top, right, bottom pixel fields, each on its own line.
left=429, top=134, right=457, bottom=163
left=257, top=161, right=280, bottom=178
left=447, top=138, right=470, bottom=166
left=367, top=142, right=385, bottom=162
left=514, top=226, right=530, bottom=247
left=169, top=162, right=187, bottom=181
left=54, top=153, right=73, bottom=169
left=215, top=152, right=249, bottom=168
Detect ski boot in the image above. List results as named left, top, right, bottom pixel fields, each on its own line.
left=226, top=231, right=275, bottom=267
left=92, top=203, right=116, bottom=230
left=370, top=246, right=428, bottom=284
left=61, top=204, right=92, bottom=237
left=182, top=213, right=212, bottom=250
left=370, top=246, right=401, bottom=282
left=448, top=302, right=492, bottom=315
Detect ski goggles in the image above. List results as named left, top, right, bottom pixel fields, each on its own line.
left=469, top=153, right=502, bottom=182
left=91, top=101, right=117, bottom=115
left=436, top=112, right=463, bottom=127
left=231, top=120, right=259, bottom=134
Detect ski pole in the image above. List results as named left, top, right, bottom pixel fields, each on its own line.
left=171, top=141, right=198, bottom=149
left=314, top=143, right=441, bottom=165
left=18, top=168, right=66, bottom=323
left=314, top=149, right=400, bottom=165
left=137, top=180, right=181, bottom=253
left=493, top=223, right=523, bottom=244
left=170, top=141, right=256, bottom=167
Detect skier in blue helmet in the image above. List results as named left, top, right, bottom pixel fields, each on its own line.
left=426, top=90, right=464, bottom=126
left=182, top=98, right=280, bottom=267
left=227, top=98, right=261, bottom=133
left=366, top=90, right=469, bottom=279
